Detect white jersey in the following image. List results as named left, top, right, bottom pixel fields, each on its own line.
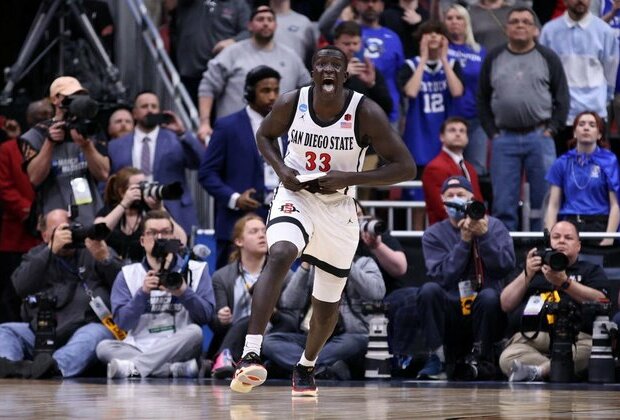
left=286, top=86, right=368, bottom=197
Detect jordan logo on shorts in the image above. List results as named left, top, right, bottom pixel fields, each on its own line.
left=280, top=203, right=300, bottom=214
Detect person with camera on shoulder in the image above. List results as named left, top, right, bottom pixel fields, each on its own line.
left=416, top=175, right=515, bottom=380
left=19, top=76, right=109, bottom=225
left=96, top=210, right=215, bottom=379
left=0, top=208, right=121, bottom=379
left=95, top=167, right=187, bottom=263
left=108, top=91, right=204, bottom=235
left=499, top=220, right=608, bottom=382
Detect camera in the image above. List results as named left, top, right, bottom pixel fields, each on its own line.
left=26, top=293, right=57, bottom=355
left=359, top=218, right=387, bottom=236
left=61, top=94, right=100, bottom=138
left=152, top=238, right=184, bottom=290
left=139, top=181, right=183, bottom=201
left=144, top=113, right=174, bottom=127
left=443, top=200, right=486, bottom=220
left=535, top=229, right=569, bottom=271
left=64, top=222, right=110, bottom=248
left=360, top=300, right=388, bottom=316
left=545, top=299, right=581, bottom=382
left=583, top=301, right=618, bottom=383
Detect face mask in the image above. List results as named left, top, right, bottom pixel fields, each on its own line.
left=444, top=196, right=467, bottom=221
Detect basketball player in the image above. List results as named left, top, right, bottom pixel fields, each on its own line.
left=230, top=46, right=416, bottom=397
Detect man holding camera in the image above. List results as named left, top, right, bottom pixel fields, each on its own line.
left=417, top=176, right=515, bottom=380
left=19, top=76, right=110, bottom=225
left=97, top=210, right=215, bottom=378
left=108, top=91, right=204, bottom=235
left=0, top=209, right=121, bottom=379
left=499, top=220, right=607, bottom=382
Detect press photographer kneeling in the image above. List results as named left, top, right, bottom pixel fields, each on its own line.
left=0, top=209, right=121, bottom=379
left=499, top=221, right=608, bottom=382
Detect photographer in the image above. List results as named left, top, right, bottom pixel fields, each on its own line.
left=108, top=91, right=204, bottom=235
left=20, top=76, right=109, bottom=225
left=416, top=176, right=515, bottom=380
left=96, top=210, right=215, bottom=378
left=95, top=167, right=187, bottom=263
left=0, top=209, right=121, bottom=379
left=499, top=221, right=607, bottom=382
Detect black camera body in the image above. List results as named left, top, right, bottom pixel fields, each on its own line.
left=139, top=181, right=183, bottom=201
left=64, top=222, right=110, bottom=248
left=144, top=113, right=174, bottom=127
left=61, top=94, right=100, bottom=138
left=545, top=299, right=581, bottom=382
left=26, top=293, right=57, bottom=355
left=444, top=200, right=486, bottom=220
left=359, top=218, right=387, bottom=236
left=535, top=229, right=569, bottom=271
left=152, top=238, right=184, bottom=290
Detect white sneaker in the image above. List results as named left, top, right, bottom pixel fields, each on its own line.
left=508, top=360, right=540, bottom=382
left=107, top=359, right=140, bottom=379
left=170, top=359, right=199, bottom=378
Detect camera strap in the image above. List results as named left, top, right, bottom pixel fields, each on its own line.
left=472, top=238, right=484, bottom=289
left=520, top=291, right=560, bottom=340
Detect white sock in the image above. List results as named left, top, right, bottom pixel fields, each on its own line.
left=298, top=351, right=316, bottom=367
left=433, top=346, right=445, bottom=363
left=242, top=334, right=263, bottom=358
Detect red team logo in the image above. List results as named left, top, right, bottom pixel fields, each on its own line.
left=280, top=203, right=299, bottom=214
left=341, top=113, right=352, bottom=128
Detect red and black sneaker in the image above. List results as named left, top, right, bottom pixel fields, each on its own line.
left=291, top=364, right=318, bottom=397
left=229, top=352, right=267, bottom=393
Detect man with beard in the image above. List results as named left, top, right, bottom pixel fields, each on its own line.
left=229, top=46, right=416, bottom=396
left=107, top=91, right=204, bottom=235
left=197, top=5, right=311, bottom=142
left=199, top=66, right=285, bottom=269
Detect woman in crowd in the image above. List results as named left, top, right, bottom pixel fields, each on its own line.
left=545, top=111, right=620, bottom=246
left=96, top=166, right=187, bottom=262
left=469, top=0, right=514, bottom=52
left=444, top=3, right=488, bottom=176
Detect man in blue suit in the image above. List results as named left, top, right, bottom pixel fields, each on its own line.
left=108, top=91, right=204, bottom=234
left=199, top=66, right=284, bottom=269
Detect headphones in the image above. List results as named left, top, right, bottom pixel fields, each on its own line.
left=244, top=65, right=281, bottom=104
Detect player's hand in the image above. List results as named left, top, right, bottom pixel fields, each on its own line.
left=236, top=188, right=261, bottom=210
left=278, top=166, right=303, bottom=191
left=316, top=170, right=350, bottom=193
left=217, top=306, right=233, bottom=325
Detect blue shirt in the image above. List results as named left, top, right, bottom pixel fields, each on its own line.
left=447, top=43, right=486, bottom=119
left=546, top=147, right=620, bottom=215
left=361, top=25, right=405, bottom=122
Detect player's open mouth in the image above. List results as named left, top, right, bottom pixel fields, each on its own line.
left=322, top=79, right=335, bottom=92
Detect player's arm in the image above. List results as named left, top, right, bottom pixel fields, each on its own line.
left=256, top=90, right=303, bottom=191
left=318, top=99, right=416, bottom=191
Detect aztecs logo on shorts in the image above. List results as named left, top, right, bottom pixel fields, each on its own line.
left=279, top=202, right=299, bottom=214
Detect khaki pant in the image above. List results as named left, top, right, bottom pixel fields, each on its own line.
left=499, top=331, right=592, bottom=378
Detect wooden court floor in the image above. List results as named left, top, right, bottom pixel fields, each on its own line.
left=1, top=378, right=620, bottom=419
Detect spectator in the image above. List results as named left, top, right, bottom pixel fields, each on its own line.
left=108, top=91, right=204, bottom=235
left=540, top=0, right=619, bottom=155
left=478, top=6, right=569, bottom=231
left=197, top=5, right=311, bottom=141
left=422, top=117, right=484, bottom=226
left=97, top=210, right=215, bottom=379
left=262, top=254, right=385, bottom=380
left=499, top=221, right=607, bottom=381
left=469, top=0, right=514, bottom=52
left=210, top=214, right=297, bottom=378
left=271, top=0, right=318, bottom=66
left=199, top=65, right=283, bottom=269
left=0, top=209, right=121, bottom=379
left=602, top=0, right=620, bottom=132
left=96, top=167, right=187, bottom=264
left=381, top=0, right=430, bottom=58
left=171, top=0, right=250, bottom=105
left=444, top=4, right=488, bottom=177
left=545, top=111, right=620, bottom=246
left=416, top=176, right=514, bottom=380
left=399, top=20, right=463, bottom=175
left=107, top=107, right=134, bottom=141
left=19, top=76, right=110, bottom=225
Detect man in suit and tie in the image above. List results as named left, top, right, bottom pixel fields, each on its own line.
left=108, top=91, right=204, bottom=234
left=199, top=66, right=284, bottom=269
left=423, top=117, right=484, bottom=226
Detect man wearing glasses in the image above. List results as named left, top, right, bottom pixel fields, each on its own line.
left=96, top=210, right=215, bottom=379
left=478, top=6, right=569, bottom=232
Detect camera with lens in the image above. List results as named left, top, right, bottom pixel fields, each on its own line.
left=359, top=217, right=387, bottom=237
left=144, top=113, right=175, bottom=127
left=545, top=298, right=581, bottom=382
left=535, top=229, right=569, bottom=272
left=64, top=222, right=110, bottom=249
left=61, top=94, right=100, bottom=138
left=152, top=238, right=184, bottom=290
left=443, top=199, right=486, bottom=220
left=582, top=301, right=618, bottom=383
left=139, top=181, right=184, bottom=201
left=26, top=292, right=57, bottom=355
